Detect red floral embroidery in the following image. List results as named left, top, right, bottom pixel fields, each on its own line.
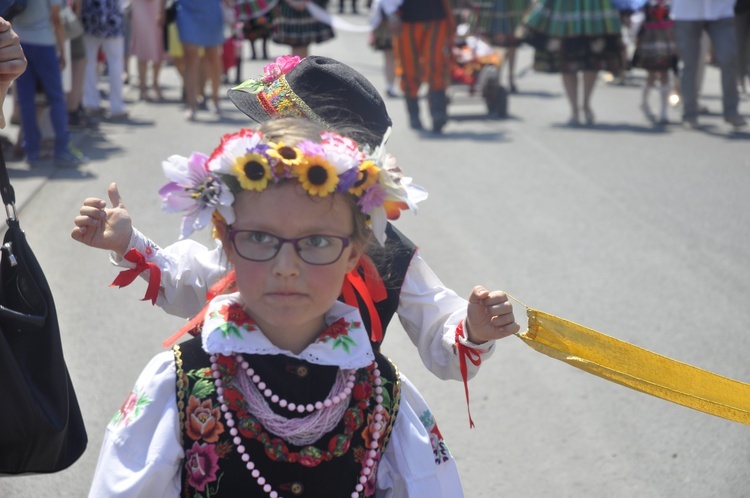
left=218, top=303, right=255, bottom=328
left=317, top=317, right=350, bottom=342
left=185, top=395, right=225, bottom=443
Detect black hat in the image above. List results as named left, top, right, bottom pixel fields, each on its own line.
left=227, top=56, right=392, bottom=146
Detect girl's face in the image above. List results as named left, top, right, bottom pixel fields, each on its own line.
left=223, top=183, right=363, bottom=348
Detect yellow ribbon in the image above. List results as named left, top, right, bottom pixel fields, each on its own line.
left=516, top=308, right=750, bottom=426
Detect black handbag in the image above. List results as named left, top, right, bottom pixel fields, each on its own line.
left=0, top=147, right=87, bottom=474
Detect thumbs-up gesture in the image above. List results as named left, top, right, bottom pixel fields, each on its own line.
left=71, top=183, right=133, bottom=257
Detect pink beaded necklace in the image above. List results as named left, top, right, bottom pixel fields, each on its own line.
left=211, top=353, right=386, bottom=498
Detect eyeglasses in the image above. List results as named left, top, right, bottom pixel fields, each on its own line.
left=228, top=230, right=352, bottom=265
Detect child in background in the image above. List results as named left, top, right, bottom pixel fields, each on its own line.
left=632, top=0, right=678, bottom=124
left=87, top=119, right=517, bottom=496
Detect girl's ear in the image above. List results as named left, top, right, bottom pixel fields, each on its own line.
left=344, top=242, right=365, bottom=273
left=214, top=219, right=234, bottom=261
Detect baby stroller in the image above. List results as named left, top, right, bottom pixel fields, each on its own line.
left=450, top=22, right=508, bottom=118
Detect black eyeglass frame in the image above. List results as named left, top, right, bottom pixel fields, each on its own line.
left=227, top=229, right=352, bottom=265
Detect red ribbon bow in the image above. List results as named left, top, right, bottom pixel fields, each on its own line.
left=110, top=249, right=161, bottom=305
left=456, top=320, right=483, bottom=428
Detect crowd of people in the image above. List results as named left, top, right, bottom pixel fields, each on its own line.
left=5, top=0, right=749, bottom=170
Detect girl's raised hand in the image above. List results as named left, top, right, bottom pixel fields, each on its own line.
left=465, top=286, right=519, bottom=343
left=71, top=182, right=133, bottom=257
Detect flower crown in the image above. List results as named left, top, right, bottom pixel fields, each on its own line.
left=159, top=128, right=427, bottom=245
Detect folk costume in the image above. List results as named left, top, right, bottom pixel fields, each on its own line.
left=473, top=0, right=531, bottom=48
left=272, top=0, right=334, bottom=48
left=380, top=0, right=454, bottom=132
left=519, top=0, right=623, bottom=73
left=632, top=0, right=677, bottom=72
left=91, top=125, right=482, bottom=496
left=89, top=297, right=465, bottom=497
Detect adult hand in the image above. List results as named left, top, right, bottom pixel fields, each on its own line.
left=71, top=183, right=134, bottom=257
left=0, top=18, right=26, bottom=83
left=0, top=18, right=27, bottom=128
left=465, top=286, right=519, bottom=343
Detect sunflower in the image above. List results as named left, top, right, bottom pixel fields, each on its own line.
left=294, top=155, right=339, bottom=197
left=348, top=160, right=380, bottom=196
left=267, top=142, right=303, bottom=167
left=232, top=151, right=272, bottom=191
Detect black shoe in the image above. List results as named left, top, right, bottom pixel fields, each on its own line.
left=409, top=116, right=423, bottom=130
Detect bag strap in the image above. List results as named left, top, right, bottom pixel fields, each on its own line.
left=0, top=146, right=18, bottom=221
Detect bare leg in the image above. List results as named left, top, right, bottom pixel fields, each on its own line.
left=152, top=61, right=163, bottom=100
left=506, top=47, right=517, bottom=91
left=203, top=45, right=223, bottom=114
left=137, top=59, right=149, bottom=100
left=641, top=71, right=656, bottom=121
left=384, top=49, right=396, bottom=95
left=66, top=56, right=86, bottom=113
left=292, top=45, right=309, bottom=58
left=562, top=72, right=579, bottom=124
left=183, top=43, right=200, bottom=119
left=582, top=70, right=598, bottom=124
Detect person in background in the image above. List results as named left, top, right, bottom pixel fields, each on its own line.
left=272, top=0, right=335, bottom=58
left=519, top=0, right=623, bottom=126
left=176, top=0, right=227, bottom=120
left=671, top=0, right=746, bottom=129
left=81, top=0, right=128, bottom=120
left=64, top=0, right=90, bottom=128
left=12, top=0, right=87, bottom=166
left=130, top=0, right=167, bottom=101
left=735, top=0, right=750, bottom=94
left=382, top=0, right=453, bottom=133
left=631, top=0, right=678, bottom=125
left=473, top=0, right=530, bottom=93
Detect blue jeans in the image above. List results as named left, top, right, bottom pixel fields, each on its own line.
left=16, top=43, right=70, bottom=159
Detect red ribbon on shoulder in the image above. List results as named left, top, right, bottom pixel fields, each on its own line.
left=110, top=248, right=161, bottom=305
left=162, top=271, right=237, bottom=348
left=341, top=257, right=388, bottom=343
left=456, top=320, right=483, bottom=428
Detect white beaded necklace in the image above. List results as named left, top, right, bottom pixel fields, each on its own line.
left=211, top=353, right=386, bottom=498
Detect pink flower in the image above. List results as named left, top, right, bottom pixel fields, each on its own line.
left=185, top=442, right=220, bottom=492
left=357, top=184, right=387, bottom=214
left=260, top=55, right=302, bottom=83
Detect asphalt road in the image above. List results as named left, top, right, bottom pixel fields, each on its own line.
left=2, top=22, right=749, bottom=498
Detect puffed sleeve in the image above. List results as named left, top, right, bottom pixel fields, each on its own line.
left=88, top=351, right=183, bottom=498
left=375, top=374, right=465, bottom=498
left=396, top=252, right=495, bottom=382
left=110, top=228, right=228, bottom=319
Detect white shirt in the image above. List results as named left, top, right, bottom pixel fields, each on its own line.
left=671, top=0, right=735, bottom=21
left=88, top=299, right=465, bottom=497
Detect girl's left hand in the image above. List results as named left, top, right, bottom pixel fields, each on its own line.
left=465, top=286, right=519, bottom=343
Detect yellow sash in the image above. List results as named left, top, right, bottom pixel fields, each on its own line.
left=518, top=308, right=750, bottom=426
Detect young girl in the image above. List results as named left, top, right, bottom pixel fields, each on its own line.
left=72, top=56, right=517, bottom=395
left=631, top=0, right=677, bottom=124
left=88, top=119, right=516, bottom=497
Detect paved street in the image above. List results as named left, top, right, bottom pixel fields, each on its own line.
left=2, top=23, right=749, bottom=497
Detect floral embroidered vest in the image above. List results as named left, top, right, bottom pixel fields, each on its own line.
left=174, top=336, right=401, bottom=498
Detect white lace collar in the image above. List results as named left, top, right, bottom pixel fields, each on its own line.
left=201, top=293, right=375, bottom=369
